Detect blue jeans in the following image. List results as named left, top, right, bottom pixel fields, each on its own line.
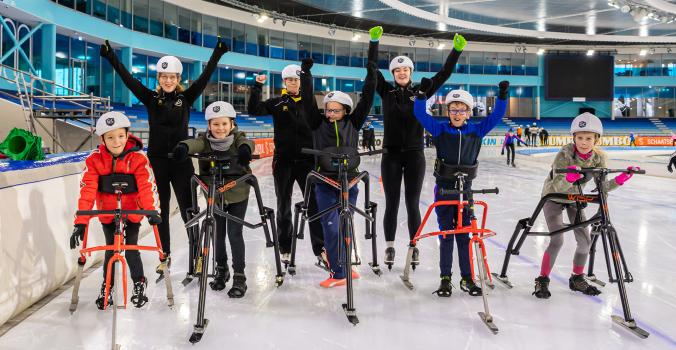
left=314, top=183, right=359, bottom=279
left=434, top=183, right=472, bottom=278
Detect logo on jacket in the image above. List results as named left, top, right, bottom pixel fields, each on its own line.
left=327, top=92, right=334, bottom=98
left=213, top=105, right=220, bottom=113
left=161, top=62, right=168, bottom=69
left=175, top=99, right=183, bottom=107
left=398, top=58, right=404, bottom=63
left=105, top=118, right=115, bottom=126
left=579, top=121, right=587, bottom=128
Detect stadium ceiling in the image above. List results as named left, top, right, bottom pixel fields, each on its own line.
left=215, top=0, right=676, bottom=46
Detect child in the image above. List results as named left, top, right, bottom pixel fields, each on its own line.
left=172, top=101, right=254, bottom=298
left=70, top=111, right=161, bottom=309
left=501, top=127, right=527, bottom=167
left=533, top=112, right=638, bottom=298
left=298, top=27, right=378, bottom=287
left=413, top=80, right=509, bottom=297
left=516, top=125, right=524, bottom=147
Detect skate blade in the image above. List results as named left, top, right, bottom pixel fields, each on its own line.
left=181, top=276, right=194, bottom=287
left=400, top=275, right=415, bottom=291
left=342, top=304, right=359, bottom=326
left=586, top=275, right=606, bottom=287
left=155, top=272, right=165, bottom=284
left=611, top=315, right=649, bottom=339
left=491, top=273, right=514, bottom=289
left=478, top=312, right=499, bottom=334
left=368, top=263, right=382, bottom=276
left=314, top=261, right=330, bottom=272
left=189, top=319, right=209, bottom=344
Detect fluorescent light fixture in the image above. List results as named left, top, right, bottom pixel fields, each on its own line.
left=537, top=48, right=545, bottom=55
left=351, top=33, right=361, bottom=41
left=586, top=49, right=595, bottom=56
left=437, top=42, right=446, bottom=50
left=639, top=49, right=647, bottom=56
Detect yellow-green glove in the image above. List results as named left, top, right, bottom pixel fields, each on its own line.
left=453, top=33, right=467, bottom=52
left=369, top=26, right=383, bottom=41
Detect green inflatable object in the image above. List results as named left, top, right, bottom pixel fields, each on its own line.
left=0, top=128, right=45, bottom=161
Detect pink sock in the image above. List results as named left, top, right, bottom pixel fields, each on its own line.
left=540, top=252, right=552, bottom=277
left=573, top=265, right=584, bottom=275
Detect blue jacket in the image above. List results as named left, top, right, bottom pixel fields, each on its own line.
left=413, top=97, right=507, bottom=166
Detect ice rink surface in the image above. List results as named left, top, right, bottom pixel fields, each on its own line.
left=1, top=147, right=675, bottom=349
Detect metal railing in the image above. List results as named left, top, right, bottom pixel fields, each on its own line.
left=0, top=63, right=111, bottom=153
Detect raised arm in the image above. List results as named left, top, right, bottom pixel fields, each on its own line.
left=247, top=79, right=272, bottom=116
left=471, top=81, right=509, bottom=137
left=299, top=58, right=323, bottom=130
left=184, top=39, right=229, bottom=104
left=425, top=34, right=466, bottom=98
left=100, top=40, right=154, bottom=105
left=350, top=38, right=379, bottom=129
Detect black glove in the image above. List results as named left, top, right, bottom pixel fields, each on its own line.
left=147, top=214, right=162, bottom=225
left=172, top=143, right=189, bottom=162
left=498, top=80, right=510, bottom=100
left=417, top=77, right=432, bottom=99
left=237, top=145, right=252, bottom=167
left=70, top=224, right=86, bottom=249
left=668, top=164, right=673, bottom=173
left=99, top=40, right=113, bottom=59
left=215, top=36, right=230, bottom=55
left=301, top=58, right=314, bottom=73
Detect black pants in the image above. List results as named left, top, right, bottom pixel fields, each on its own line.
left=214, top=198, right=248, bottom=274
left=149, top=157, right=195, bottom=256
left=381, top=150, right=425, bottom=242
left=505, top=143, right=515, bottom=164
left=369, top=137, right=376, bottom=151
left=273, top=158, right=324, bottom=255
left=102, top=222, right=143, bottom=283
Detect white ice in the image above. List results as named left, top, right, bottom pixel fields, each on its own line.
left=1, top=147, right=675, bottom=350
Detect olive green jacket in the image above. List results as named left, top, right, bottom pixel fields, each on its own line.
left=180, top=128, right=254, bottom=205
left=541, top=143, right=619, bottom=203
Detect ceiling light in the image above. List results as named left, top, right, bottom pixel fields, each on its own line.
left=586, top=49, right=595, bottom=56
left=537, top=48, right=545, bottom=55
left=257, top=14, right=269, bottom=23
left=620, top=5, right=631, bottom=13
left=437, top=41, right=446, bottom=50
left=352, top=32, right=361, bottom=41
left=639, top=49, right=647, bottom=56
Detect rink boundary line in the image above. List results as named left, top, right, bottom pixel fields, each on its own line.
left=417, top=195, right=676, bottom=348
left=0, top=172, right=82, bottom=190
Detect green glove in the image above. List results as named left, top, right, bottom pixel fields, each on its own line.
left=369, top=26, right=383, bottom=41
left=453, top=33, right=467, bottom=52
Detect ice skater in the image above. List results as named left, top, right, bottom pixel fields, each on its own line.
left=376, top=31, right=467, bottom=269
left=501, top=127, right=527, bottom=167
left=533, top=113, right=639, bottom=299
left=70, top=112, right=161, bottom=309
left=413, top=80, right=509, bottom=297
left=172, top=101, right=253, bottom=298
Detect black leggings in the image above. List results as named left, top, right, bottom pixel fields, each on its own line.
left=505, top=143, right=515, bottom=164
left=102, top=222, right=143, bottom=283
left=214, top=198, right=248, bottom=274
left=381, top=150, right=425, bottom=242
left=149, top=157, right=195, bottom=256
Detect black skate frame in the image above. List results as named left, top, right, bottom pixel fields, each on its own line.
left=288, top=147, right=384, bottom=325
left=179, top=153, right=283, bottom=344
left=493, top=167, right=649, bottom=339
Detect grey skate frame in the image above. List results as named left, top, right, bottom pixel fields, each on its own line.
left=399, top=167, right=500, bottom=334
left=70, top=179, right=174, bottom=350
left=288, top=147, right=384, bottom=325
left=179, top=153, right=283, bottom=344
left=493, top=167, right=649, bottom=339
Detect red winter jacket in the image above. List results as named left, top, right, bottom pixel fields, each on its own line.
left=75, top=135, right=159, bottom=225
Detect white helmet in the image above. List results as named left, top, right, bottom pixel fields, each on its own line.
left=444, top=89, right=474, bottom=109
left=571, top=112, right=603, bottom=136
left=205, top=101, right=237, bottom=121
left=96, top=111, right=131, bottom=136
left=323, top=91, right=354, bottom=113
left=282, top=64, right=302, bottom=79
left=389, top=56, right=414, bottom=73
left=156, top=56, right=183, bottom=75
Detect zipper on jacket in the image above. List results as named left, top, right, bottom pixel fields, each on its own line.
left=457, top=129, right=462, bottom=165
left=334, top=121, right=340, bottom=147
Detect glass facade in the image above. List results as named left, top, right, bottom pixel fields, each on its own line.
left=1, top=1, right=668, bottom=119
